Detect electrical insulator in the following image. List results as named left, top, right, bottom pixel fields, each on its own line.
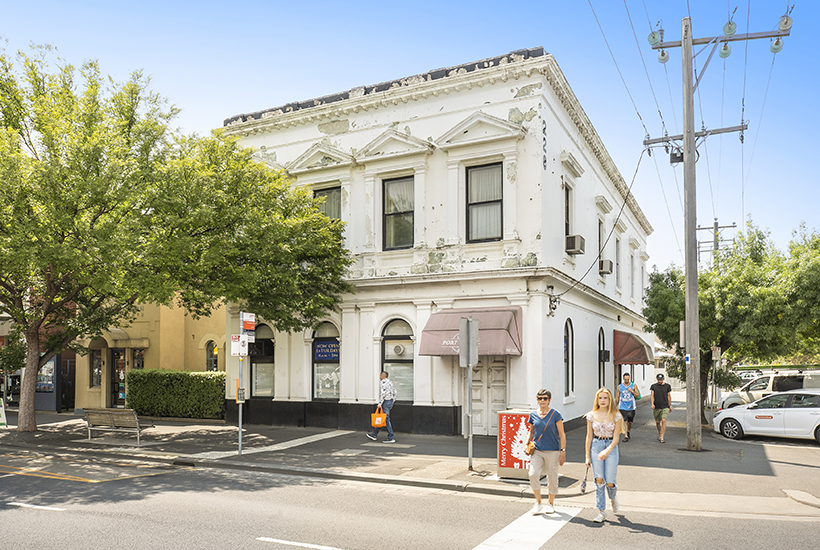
left=770, top=38, right=784, bottom=53
left=658, top=50, right=669, bottom=64
left=719, top=42, right=732, bottom=58
left=648, top=31, right=662, bottom=46
left=778, top=15, right=793, bottom=32
left=723, top=21, right=737, bottom=36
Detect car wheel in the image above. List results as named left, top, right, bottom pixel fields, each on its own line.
left=721, top=418, right=744, bottom=440
left=815, top=426, right=820, bottom=445
left=727, top=403, right=740, bottom=408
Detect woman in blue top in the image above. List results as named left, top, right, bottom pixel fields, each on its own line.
left=526, top=389, right=566, bottom=515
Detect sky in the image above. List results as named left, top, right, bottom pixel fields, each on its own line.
left=2, top=0, right=815, bottom=272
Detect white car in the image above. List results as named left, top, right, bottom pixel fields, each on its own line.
left=713, top=389, right=820, bottom=443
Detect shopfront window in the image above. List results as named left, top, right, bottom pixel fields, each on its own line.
left=133, top=349, right=145, bottom=370
left=382, top=319, right=414, bottom=402
left=90, top=350, right=102, bottom=387
left=313, top=322, right=340, bottom=400
left=36, top=357, right=55, bottom=393
left=251, top=325, right=274, bottom=397
left=206, top=341, right=218, bottom=372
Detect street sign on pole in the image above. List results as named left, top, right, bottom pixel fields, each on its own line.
left=231, top=333, right=248, bottom=455
left=231, top=334, right=248, bottom=357
left=459, top=317, right=479, bottom=470
left=240, top=312, right=256, bottom=343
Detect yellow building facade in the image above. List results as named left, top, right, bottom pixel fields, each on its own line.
left=74, top=302, right=226, bottom=411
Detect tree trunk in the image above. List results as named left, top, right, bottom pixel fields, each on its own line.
left=16, top=328, right=41, bottom=432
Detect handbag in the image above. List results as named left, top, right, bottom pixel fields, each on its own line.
left=525, top=409, right=555, bottom=456
left=371, top=406, right=387, bottom=428
left=580, top=466, right=589, bottom=494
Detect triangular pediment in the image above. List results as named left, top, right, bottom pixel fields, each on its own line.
left=355, top=129, right=434, bottom=162
left=287, top=143, right=354, bottom=174
left=436, top=111, right=525, bottom=150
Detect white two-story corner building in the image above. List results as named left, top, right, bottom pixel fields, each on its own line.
left=221, top=48, right=655, bottom=436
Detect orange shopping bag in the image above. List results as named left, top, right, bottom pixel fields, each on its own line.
left=371, top=406, right=387, bottom=428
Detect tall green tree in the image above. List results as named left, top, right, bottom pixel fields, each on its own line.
left=0, top=46, right=351, bottom=432
left=643, top=224, right=791, bottom=419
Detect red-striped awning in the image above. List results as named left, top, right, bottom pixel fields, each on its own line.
left=613, top=330, right=653, bottom=364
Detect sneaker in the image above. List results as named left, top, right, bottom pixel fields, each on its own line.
left=366, top=433, right=377, bottom=441
left=531, top=503, right=544, bottom=515
left=593, top=511, right=605, bottom=523
left=611, top=496, right=619, bottom=514
left=543, top=503, right=555, bottom=514
left=384, top=439, right=396, bottom=443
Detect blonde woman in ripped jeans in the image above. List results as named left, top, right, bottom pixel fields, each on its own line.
left=526, top=389, right=566, bottom=515
left=584, top=387, right=624, bottom=523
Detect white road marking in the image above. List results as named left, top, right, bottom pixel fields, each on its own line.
left=186, top=430, right=353, bottom=460
left=472, top=506, right=581, bottom=550
left=257, top=537, right=345, bottom=550
left=8, top=502, right=66, bottom=511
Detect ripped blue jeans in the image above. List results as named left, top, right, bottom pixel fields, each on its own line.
left=590, top=437, right=619, bottom=511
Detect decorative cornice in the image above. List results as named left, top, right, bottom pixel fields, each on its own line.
left=561, top=151, right=584, bottom=178
left=223, top=49, right=653, bottom=236
left=596, top=195, right=613, bottom=214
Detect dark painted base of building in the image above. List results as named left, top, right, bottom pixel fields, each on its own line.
left=225, top=399, right=462, bottom=436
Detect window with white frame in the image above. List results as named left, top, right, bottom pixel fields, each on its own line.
left=598, top=219, right=605, bottom=257
left=564, top=184, right=572, bottom=237
left=383, top=176, right=414, bottom=250
left=615, top=238, right=622, bottom=288
left=315, top=186, right=341, bottom=220
left=630, top=254, right=635, bottom=299
left=382, top=319, right=414, bottom=402
left=564, top=319, right=574, bottom=397
left=466, top=163, right=502, bottom=242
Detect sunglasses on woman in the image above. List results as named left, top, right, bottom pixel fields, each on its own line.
left=537, top=397, right=550, bottom=401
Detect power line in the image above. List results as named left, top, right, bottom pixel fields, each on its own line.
left=587, top=0, right=649, bottom=135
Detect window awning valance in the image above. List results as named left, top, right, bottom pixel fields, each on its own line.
left=419, top=307, right=522, bottom=356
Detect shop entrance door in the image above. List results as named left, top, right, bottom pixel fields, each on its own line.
left=470, top=356, right=508, bottom=436
left=110, top=348, right=126, bottom=408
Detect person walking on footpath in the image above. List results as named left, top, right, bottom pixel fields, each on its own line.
left=616, top=373, right=640, bottom=441
left=650, top=373, right=673, bottom=443
left=526, top=389, right=566, bottom=515
left=585, top=387, right=624, bottom=523
left=367, top=371, right=397, bottom=443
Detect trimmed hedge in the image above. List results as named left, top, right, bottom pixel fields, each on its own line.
left=126, top=369, right=226, bottom=419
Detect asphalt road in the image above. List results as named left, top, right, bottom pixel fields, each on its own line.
left=2, top=453, right=819, bottom=550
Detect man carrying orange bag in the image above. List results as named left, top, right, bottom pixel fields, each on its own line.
left=366, top=371, right=397, bottom=443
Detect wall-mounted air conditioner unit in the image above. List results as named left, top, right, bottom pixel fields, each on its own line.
left=599, top=259, right=613, bottom=275
left=566, top=234, right=585, bottom=255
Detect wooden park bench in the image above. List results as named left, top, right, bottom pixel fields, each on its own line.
left=83, top=408, right=155, bottom=446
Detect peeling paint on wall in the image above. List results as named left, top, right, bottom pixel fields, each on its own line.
left=508, top=107, right=537, bottom=124
left=514, top=83, right=543, bottom=98
left=318, top=119, right=350, bottom=135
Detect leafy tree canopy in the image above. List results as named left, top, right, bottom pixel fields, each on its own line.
left=0, top=45, right=352, bottom=431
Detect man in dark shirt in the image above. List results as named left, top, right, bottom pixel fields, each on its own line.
left=650, top=373, right=673, bottom=443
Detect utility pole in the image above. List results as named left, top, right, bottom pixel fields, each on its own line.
left=697, top=219, right=737, bottom=263
left=644, top=12, right=792, bottom=451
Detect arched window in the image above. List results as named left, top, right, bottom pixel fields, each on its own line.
left=250, top=325, right=274, bottom=397
left=313, top=322, right=340, bottom=400
left=598, top=328, right=606, bottom=389
left=564, top=319, right=574, bottom=397
left=382, top=319, right=414, bottom=402
left=206, top=341, right=218, bottom=372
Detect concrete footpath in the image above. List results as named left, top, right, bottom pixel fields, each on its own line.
left=2, top=393, right=820, bottom=519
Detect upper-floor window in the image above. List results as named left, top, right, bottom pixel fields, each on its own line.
left=564, top=185, right=572, bottom=236
left=383, top=176, right=414, bottom=250
left=615, top=238, right=622, bottom=288
left=467, top=163, right=502, bottom=242
left=630, top=254, right=635, bottom=299
left=598, top=219, right=605, bottom=257
left=315, top=187, right=341, bottom=220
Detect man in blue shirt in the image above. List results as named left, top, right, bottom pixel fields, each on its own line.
left=616, top=373, right=640, bottom=441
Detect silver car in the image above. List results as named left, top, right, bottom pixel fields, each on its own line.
left=713, top=389, right=820, bottom=443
